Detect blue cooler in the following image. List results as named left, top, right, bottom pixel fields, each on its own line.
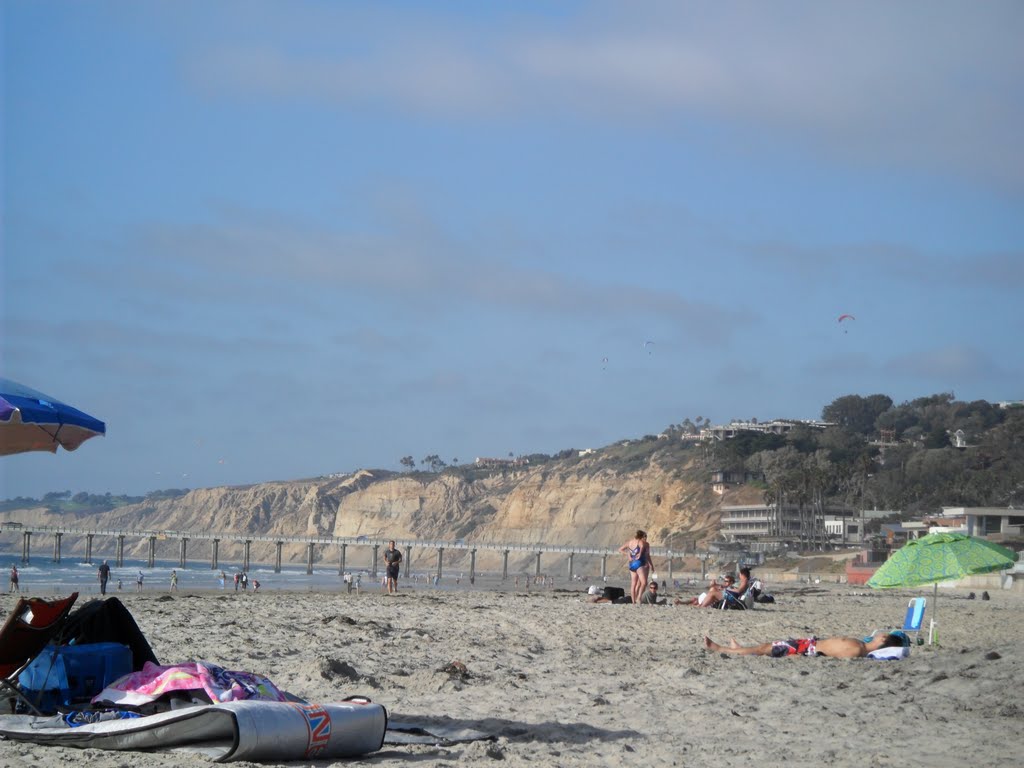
left=18, top=642, right=133, bottom=713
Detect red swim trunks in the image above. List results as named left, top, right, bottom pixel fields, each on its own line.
left=770, top=637, right=817, bottom=657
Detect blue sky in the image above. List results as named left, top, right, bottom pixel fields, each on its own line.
left=2, top=1, right=1022, bottom=498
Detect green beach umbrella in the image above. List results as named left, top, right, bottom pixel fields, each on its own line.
left=867, top=532, right=1017, bottom=644
left=867, top=532, right=1016, bottom=589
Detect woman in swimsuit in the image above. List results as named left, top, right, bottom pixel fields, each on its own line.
left=618, top=529, right=652, bottom=605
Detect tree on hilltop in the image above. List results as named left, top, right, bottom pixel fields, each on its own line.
left=822, top=394, right=893, bottom=435
left=422, top=454, right=447, bottom=472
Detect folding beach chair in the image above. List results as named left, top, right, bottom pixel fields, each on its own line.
left=0, top=592, right=78, bottom=714
left=902, top=597, right=927, bottom=645
left=718, top=590, right=750, bottom=610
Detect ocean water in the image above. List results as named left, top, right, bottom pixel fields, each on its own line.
left=0, top=551, right=542, bottom=596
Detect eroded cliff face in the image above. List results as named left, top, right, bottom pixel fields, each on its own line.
left=1, top=456, right=731, bottom=572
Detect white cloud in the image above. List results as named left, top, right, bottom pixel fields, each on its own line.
left=186, top=1, right=1024, bottom=187
left=103, top=207, right=751, bottom=343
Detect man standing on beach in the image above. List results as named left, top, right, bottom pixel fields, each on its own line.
left=98, top=560, right=111, bottom=595
left=384, top=540, right=402, bottom=594
left=9, top=564, right=19, bottom=593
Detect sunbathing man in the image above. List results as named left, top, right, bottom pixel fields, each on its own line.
left=703, top=632, right=907, bottom=659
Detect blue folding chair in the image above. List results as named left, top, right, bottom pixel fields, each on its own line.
left=718, top=589, right=750, bottom=610
left=902, top=597, right=927, bottom=644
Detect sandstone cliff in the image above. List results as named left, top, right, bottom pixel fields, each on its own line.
left=2, top=442, right=760, bottom=572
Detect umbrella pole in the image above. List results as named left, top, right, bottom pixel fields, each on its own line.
left=929, top=581, right=938, bottom=645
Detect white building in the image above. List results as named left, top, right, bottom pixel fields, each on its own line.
left=943, top=507, right=1024, bottom=539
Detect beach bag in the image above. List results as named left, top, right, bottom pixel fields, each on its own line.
left=19, top=642, right=133, bottom=714
left=601, top=586, right=625, bottom=602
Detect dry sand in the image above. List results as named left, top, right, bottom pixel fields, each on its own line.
left=1, top=581, right=1021, bottom=767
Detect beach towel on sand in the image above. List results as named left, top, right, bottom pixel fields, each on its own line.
left=865, top=646, right=910, bottom=660
left=92, top=660, right=287, bottom=707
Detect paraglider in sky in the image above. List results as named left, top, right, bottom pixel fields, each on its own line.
left=642, top=340, right=655, bottom=355
left=601, top=357, right=609, bottom=370
left=838, top=314, right=855, bottom=334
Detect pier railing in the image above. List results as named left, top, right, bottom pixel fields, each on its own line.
left=0, top=522, right=696, bottom=583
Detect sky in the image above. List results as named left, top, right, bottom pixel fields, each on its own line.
left=2, top=1, right=1022, bottom=499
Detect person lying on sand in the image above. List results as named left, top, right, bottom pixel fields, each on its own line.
left=703, top=632, right=906, bottom=659
left=639, top=580, right=666, bottom=605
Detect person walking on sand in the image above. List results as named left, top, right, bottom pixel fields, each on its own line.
left=98, top=559, right=111, bottom=595
left=703, top=632, right=907, bottom=659
left=384, top=540, right=402, bottom=594
left=9, top=564, right=19, bottom=593
left=618, top=529, right=652, bottom=605
left=233, top=571, right=240, bottom=592
left=170, top=569, right=178, bottom=592
left=136, top=570, right=144, bottom=592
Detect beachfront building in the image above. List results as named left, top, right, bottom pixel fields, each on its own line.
left=719, top=503, right=854, bottom=552
left=943, top=506, right=1024, bottom=542
left=823, top=515, right=864, bottom=545
left=922, top=510, right=967, bottom=534
left=880, top=521, right=928, bottom=546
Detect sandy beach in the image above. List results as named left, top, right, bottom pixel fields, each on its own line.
left=0, top=580, right=1021, bottom=767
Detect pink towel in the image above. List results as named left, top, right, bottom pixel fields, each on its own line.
left=92, top=660, right=287, bottom=707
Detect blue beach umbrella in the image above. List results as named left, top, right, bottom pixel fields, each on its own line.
left=0, top=378, right=106, bottom=456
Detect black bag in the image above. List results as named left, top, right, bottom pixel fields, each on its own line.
left=602, top=586, right=625, bottom=602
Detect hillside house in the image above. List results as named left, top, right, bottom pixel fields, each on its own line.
left=710, top=469, right=760, bottom=495
left=701, top=418, right=833, bottom=442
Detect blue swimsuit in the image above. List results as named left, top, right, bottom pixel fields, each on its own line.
left=629, top=545, right=646, bottom=571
